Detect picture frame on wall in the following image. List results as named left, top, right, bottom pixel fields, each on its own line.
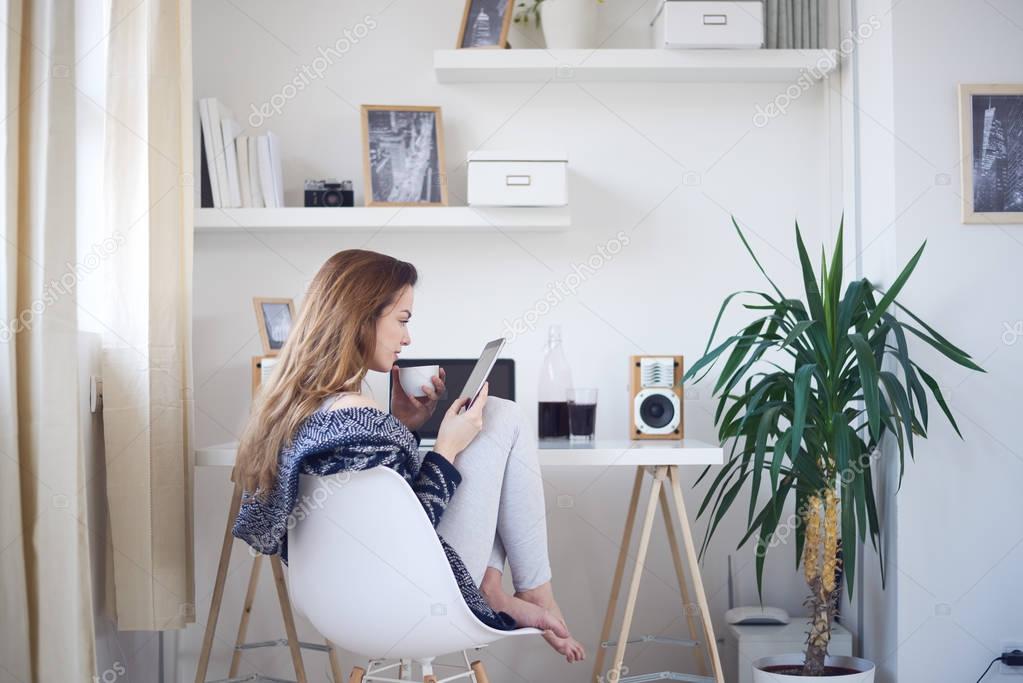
left=361, top=105, right=448, bottom=207
left=253, top=297, right=295, bottom=355
left=958, top=83, right=1023, bottom=224
left=456, top=0, right=514, bottom=49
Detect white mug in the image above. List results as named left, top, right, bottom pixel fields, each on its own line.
left=398, top=364, right=440, bottom=398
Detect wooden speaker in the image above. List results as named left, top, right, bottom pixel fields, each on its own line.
left=630, top=355, right=684, bottom=440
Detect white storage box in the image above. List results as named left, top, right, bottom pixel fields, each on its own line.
left=466, top=151, right=568, bottom=207
left=652, top=1, right=765, bottom=49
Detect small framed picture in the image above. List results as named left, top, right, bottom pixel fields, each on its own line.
left=253, top=297, right=295, bottom=355
left=959, top=84, right=1023, bottom=224
left=457, top=0, right=514, bottom=49
left=251, top=356, right=279, bottom=396
left=361, top=105, right=448, bottom=207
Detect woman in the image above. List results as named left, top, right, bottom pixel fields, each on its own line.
left=231, top=249, right=585, bottom=662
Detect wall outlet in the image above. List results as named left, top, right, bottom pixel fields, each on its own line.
left=1002, top=641, right=1023, bottom=675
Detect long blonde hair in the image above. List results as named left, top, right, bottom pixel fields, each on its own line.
left=235, top=249, right=418, bottom=496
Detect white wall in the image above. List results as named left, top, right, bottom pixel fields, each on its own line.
left=866, top=0, right=1023, bottom=681
left=844, top=0, right=899, bottom=679
left=851, top=0, right=1023, bottom=681
left=187, top=1, right=840, bottom=680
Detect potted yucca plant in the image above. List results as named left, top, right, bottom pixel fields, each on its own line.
left=684, top=219, right=982, bottom=680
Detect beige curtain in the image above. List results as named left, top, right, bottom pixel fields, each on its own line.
left=0, top=0, right=99, bottom=681
left=101, top=0, right=196, bottom=630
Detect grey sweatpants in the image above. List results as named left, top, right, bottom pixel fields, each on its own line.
left=435, top=397, right=553, bottom=593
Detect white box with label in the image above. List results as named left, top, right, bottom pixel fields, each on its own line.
left=652, top=0, right=765, bottom=49
left=466, top=151, right=568, bottom=207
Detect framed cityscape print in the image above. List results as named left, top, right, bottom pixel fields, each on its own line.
left=959, top=83, right=1023, bottom=224
left=361, top=105, right=448, bottom=207
left=457, top=0, right=514, bottom=49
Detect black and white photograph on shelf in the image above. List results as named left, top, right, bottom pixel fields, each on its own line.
left=361, top=105, right=448, bottom=206
left=959, top=84, right=1023, bottom=223
left=457, top=0, right=514, bottom=48
left=253, top=297, right=296, bottom=355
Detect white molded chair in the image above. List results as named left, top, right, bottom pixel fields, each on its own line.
left=287, top=467, right=541, bottom=683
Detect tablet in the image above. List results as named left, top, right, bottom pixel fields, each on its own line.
left=458, top=337, right=507, bottom=410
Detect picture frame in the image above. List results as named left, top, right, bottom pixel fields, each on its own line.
left=456, top=0, right=514, bottom=49
left=361, top=105, right=448, bottom=207
left=251, top=355, right=279, bottom=396
left=253, top=297, right=296, bottom=355
left=958, top=83, right=1023, bottom=224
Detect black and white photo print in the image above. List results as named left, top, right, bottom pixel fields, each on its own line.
left=457, top=0, right=513, bottom=49
left=361, top=105, right=448, bottom=206
left=253, top=298, right=295, bottom=355
left=960, top=84, right=1023, bottom=223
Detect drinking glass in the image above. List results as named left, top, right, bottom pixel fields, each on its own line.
left=567, top=388, right=598, bottom=441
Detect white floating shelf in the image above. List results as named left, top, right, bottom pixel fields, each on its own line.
left=194, top=206, right=571, bottom=233
left=434, top=48, right=838, bottom=83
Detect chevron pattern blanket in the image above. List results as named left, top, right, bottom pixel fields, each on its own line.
left=231, top=405, right=515, bottom=630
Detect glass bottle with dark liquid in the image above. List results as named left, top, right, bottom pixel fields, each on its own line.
left=538, top=325, right=573, bottom=439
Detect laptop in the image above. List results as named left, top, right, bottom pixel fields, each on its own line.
left=389, top=358, right=516, bottom=448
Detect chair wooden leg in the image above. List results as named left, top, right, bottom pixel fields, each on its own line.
left=270, top=555, right=309, bottom=683
left=659, top=486, right=708, bottom=677
left=228, top=554, right=263, bottom=677
left=348, top=666, right=365, bottom=683
left=194, top=478, right=244, bottom=683
left=610, top=466, right=666, bottom=683
left=667, top=466, right=724, bottom=683
left=591, top=467, right=645, bottom=683
left=326, top=639, right=345, bottom=683
left=470, top=660, right=489, bottom=683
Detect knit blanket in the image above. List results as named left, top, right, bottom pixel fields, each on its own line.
left=231, top=405, right=515, bottom=631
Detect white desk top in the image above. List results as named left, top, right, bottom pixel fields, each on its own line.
left=195, top=438, right=722, bottom=468
left=537, top=438, right=722, bottom=466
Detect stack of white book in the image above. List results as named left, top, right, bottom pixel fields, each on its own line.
left=199, top=97, right=284, bottom=208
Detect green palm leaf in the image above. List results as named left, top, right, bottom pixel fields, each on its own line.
left=686, top=216, right=981, bottom=610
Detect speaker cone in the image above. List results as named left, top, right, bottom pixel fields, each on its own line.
left=639, top=393, right=675, bottom=428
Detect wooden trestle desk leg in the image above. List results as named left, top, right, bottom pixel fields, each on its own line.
left=609, top=466, right=667, bottom=682
left=592, top=465, right=723, bottom=683
left=668, top=466, right=724, bottom=683
left=229, top=554, right=264, bottom=677
left=326, top=640, right=345, bottom=682
left=270, top=554, right=309, bottom=683
left=193, top=469, right=316, bottom=683
left=592, top=468, right=645, bottom=683
left=658, top=487, right=708, bottom=677
left=194, top=476, right=244, bottom=683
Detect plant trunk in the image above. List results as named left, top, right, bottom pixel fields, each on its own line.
left=803, top=575, right=839, bottom=675
left=801, top=490, right=841, bottom=676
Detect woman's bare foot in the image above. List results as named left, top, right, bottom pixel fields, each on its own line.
left=516, top=583, right=586, bottom=663
left=479, top=572, right=570, bottom=638
left=481, top=570, right=585, bottom=663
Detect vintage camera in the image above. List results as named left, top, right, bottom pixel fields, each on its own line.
left=304, top=179, right=354, bottom=207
